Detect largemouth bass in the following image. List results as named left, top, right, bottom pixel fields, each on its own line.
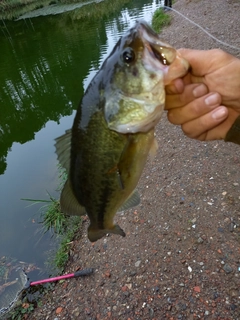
left=55, top=20, right=189, bottom=242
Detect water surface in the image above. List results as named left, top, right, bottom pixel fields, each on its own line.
left=0, top=0, right=164, bottom=279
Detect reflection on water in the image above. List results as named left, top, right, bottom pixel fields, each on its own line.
left=0, top=0, right=163, bottom=278
left=17, top=0, right=105, bottom=20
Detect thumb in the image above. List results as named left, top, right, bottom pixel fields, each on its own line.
left=177, top=48, right=219, bottom=77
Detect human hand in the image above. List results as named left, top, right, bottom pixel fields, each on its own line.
left=165, top=49, right=240, bottom=141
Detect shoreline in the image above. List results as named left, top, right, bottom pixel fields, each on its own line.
left=0, top=0, right=89, bottom=20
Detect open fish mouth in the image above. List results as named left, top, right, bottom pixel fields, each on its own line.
left=140, top=22, right=176, bottom=66
left=138, top=20, right=188, bottom=84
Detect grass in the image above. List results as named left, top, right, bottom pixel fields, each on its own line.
left=151, top=7, right=172, bottom=34
left=9, top=302, right=35, bottom=320
left=68, top=0, right=131, bottom=21
left=0, top=0, right=88, bottom=20
left=0, top=0, right=55, bottom=20
left=53, top=216, right=81, bottom=271
left=22, top=165, right=82, bottom=272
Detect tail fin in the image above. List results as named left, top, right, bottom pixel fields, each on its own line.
left=88, top=224, right=126, bottom=242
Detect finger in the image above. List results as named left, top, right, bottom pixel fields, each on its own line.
left=181, top=106, right=229, bottom=140
left=167, top=92, right=221, bottom=125
left=165, top=83, right=208, bottom=110
left=165, top=78, right=185, bottom=94
left=200, top=111, right=240, bottom=141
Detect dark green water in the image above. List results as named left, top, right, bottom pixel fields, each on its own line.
left=0, top=0, right=163, bottom=279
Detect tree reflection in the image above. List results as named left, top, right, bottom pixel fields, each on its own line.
left=0, top=12, right=107, bottom=175
left=0, top=0, right=149, bottom=175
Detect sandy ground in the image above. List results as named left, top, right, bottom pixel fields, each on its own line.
left=27, top=0, right=240, bottom=319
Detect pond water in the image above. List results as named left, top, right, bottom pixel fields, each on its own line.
left=0, top=0, right=164, bottom=280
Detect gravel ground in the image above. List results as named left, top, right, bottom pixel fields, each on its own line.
left=29, top=0, right=240, bottom=319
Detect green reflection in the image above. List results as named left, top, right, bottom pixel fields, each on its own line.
left=0, top=9, right=107, bottom=175
left=0, top=0, right=150, bottom=175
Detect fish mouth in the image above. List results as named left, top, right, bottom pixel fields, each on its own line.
left=138, top=20, right=189, bottom=84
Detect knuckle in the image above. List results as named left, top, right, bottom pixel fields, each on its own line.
left=167, top=111, right=176, bottom=124
left=181, top=123, right=196, bottom=139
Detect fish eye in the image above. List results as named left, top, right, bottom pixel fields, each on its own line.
left=122, top=47, right=135, bottom=64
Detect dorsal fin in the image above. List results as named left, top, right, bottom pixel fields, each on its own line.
left=55, top=129, right=71, bottom=172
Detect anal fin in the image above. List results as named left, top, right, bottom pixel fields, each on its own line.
left=117, top=189, right=140, bottom=212
left=60, top=179, right=86, bottom=216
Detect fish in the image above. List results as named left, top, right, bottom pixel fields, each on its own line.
left=55, top=20, right=189, bottom=242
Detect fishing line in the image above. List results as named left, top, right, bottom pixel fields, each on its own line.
left=163, top=6, right=240, bottom=52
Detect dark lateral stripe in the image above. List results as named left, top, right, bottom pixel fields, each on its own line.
left=97, top=186, right=112, bottom=229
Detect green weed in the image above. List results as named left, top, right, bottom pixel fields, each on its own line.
left=9, top=301, right=35, bottom=320
left=53, top=216, right=81, bottom=271
left=151, top=8, right=171, bottom=33
left=22, top=166, right=82, bottom=272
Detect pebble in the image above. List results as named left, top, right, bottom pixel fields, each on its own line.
left=197, top=237, right=204, bottom=243
left=229, top=222, right=235, bottom=232
left=73, top=310, right=80, bottom=317
left=223, top=263, right=233, bottom=274
left=123, top=291, right=130, bottom=297
left=135, top=260, right=141, bottom=267
left=125, top=283, right=132, bottom=289
left=193, top=286, right=201, bottom=293
left=55, top=307, right=63, bottom=314
left=149, top=308, right=154, bottom=317
left=233, top=182, right=239, bottom=186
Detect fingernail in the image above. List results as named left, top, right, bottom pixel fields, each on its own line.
left=205, top=93, right=219, bottom=106
left=193, top=84, right=207, bottom=98
left=212, top=107, right=227, bottom=120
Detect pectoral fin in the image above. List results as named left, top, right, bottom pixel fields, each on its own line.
left=60, top=179, right=86, bottom=216
left=117, top=189, right=140, bottom=212
left=55, top=129, right=71, bottom=172
left=88, top=224, right=126, bottom=242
